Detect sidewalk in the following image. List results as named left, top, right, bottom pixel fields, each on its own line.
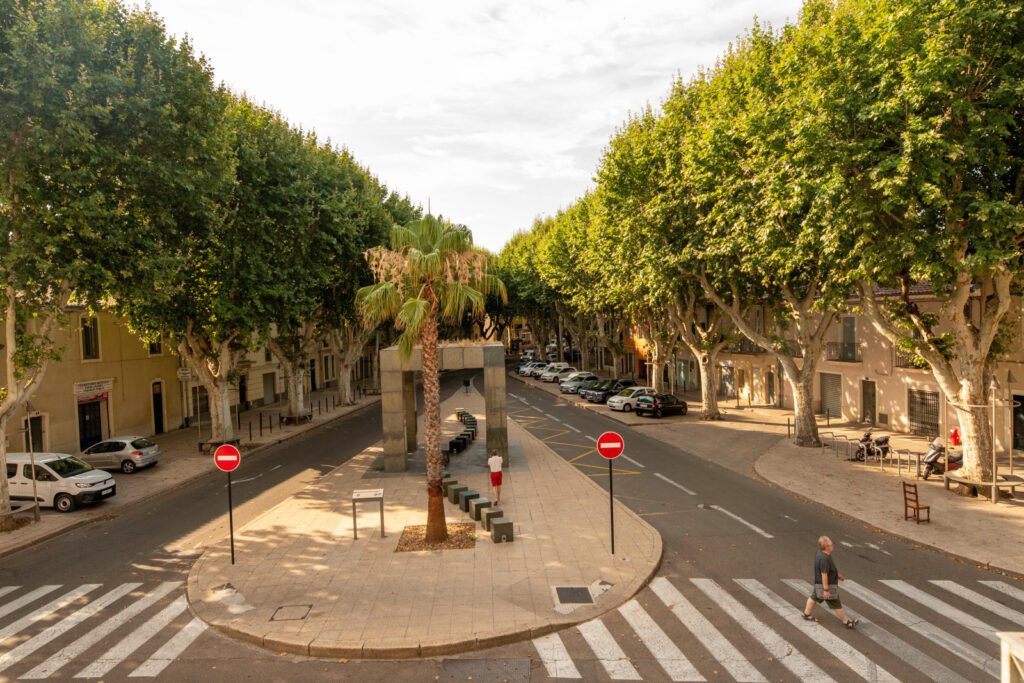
left=513, top=371, right=1024, bottom=576
left=0, top=389, right=380, bottom=558
left=185, top=386, right=662, bottom=658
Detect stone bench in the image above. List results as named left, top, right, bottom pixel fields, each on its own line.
left=469, top=497, right=492, bottom=521
left=944, top=471, right=1023, bottom=494
left=458, top=489, right=480, bottom=512
left=491, top=517, right=514, bottom=543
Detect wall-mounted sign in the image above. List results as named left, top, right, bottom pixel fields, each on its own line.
left=73, top=379, right=113, bottom=403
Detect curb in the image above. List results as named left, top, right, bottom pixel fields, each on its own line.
left=0, top=398, right=380, bottom=560
left=186, top=388, right=663, bottom=660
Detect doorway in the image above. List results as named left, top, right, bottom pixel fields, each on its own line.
left=861, top=380, right=876, bottom=425
left=151, top=381, right=165, bottom=434
left=77, top=401, right=103, bottom=451
left=767, top=372, right=776, bottom=405
left=23, top=415, right=44, bottom=452
left=309, top=359, right=318, bottom=392
left=263, top=372, right=276, bottom=406
left=1013, top=394, right=1024, bottom=451
left=238, top=374, right=248, bottom=411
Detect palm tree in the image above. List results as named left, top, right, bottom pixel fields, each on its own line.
left=357, top=215, right=506, bottom=543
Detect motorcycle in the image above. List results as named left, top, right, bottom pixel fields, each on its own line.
left=921, top=437, right=963, bottom=480
left=853, top=431, right=892, bottom=462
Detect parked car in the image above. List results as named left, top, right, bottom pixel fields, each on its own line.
left=540, top=366, right=577, bottom=383
left=5, top=452, right=116, bottom=512
left=635, top=394, right=689, bottom=418
left=80, top=436, right=161, bottom=474
left=560, top=373, right=598, bottom=393
left=607, top=387, right=657, bottom=412
left=532, top=362, right=568, bottom=378
left=588, top=379, right=637, bottom=404
left=518, top=361, right=546, bottom=376
left=520, top=349, right=537, bottom=361
left=578, top=379, right=612, bottom=401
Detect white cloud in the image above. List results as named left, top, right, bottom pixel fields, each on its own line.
left=149, top=0, right=804, bottom=251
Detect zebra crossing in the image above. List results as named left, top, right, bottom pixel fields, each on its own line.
left=533, top=575, right=1023, bottom=681
left=0, top=581, right=206, bottom=679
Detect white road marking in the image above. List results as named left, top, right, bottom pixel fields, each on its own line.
left=691, top=579, right=833, bottom=683
left=0, top=584, right=99, bottom=645
left=225, top=473, right=263, bottom=486
left=736, top=579, right=896, bottom=682
left=979, top=580, right=1024, bottom=605
left=269, top=464, right=282, bottom=471
left=0, top=585, right=60, bottom=620
left=619, top=454, right=645, bottom=468
left=843, top=580, right=997, bottom=678
left=653, top=473, right=696, bottom=496
left=0, top=582, right=141, bottom=674
left=880, top=579, right=999, bottom=643
left=782, top=515, right=799, bottom=522
left=585, top=435, right=597, bottom=442
left=508, top=392, right=520, bottom=399
left=618, top=599, right=705, bottom=681
left=577, top=619, right=642, bottom=680
left=931, top=580, right=1024, bottom=627
left=864, top=542, right=891, bottom=555
left=649, top=577, right=764, bottom=682
left=782, top=579, right=971, bottom=683
left=532, top=632, right=582, bottom=679
left=707, top=505, right=774, bottom=538
left=128, top=617, right=208, bottom=678
left=21, top=581, right=183, bottom=679
left=567, top=424, right=582, bottom=433
left=532, top=406, right=544, bottom=414
left=0, top=586, right=17, bottom=601
left=75, top=595, right=189, bottom=678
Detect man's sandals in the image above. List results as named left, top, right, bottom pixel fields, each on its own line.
left=844, top=618, right=859, bottom=629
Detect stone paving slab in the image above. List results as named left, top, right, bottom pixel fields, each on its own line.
left=186, top=386, right=662, bottom=658
left=0, top=391, right=379, bottom=558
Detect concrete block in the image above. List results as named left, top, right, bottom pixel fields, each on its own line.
left=441, top=478, right=458, bottom=496
left=448, top=485, right=468, bottom=504
left=383, top=452, right=407, bottom=473
left=491, top=518, right=514, bottom=543
left=469, top=497, right=492, bottom=521
left=464, top=345, right=484, bottom=368
left=458, top=490, right=479, bottom=512
left=482, top=343, right=504, bottom=367
left=441, top=346, right=464, bottom=370
left=483, top=508, right=503, bottom=531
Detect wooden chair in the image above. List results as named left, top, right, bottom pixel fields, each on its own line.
left=902, top=482, right=930, bottom=524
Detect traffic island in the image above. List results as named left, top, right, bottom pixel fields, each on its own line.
left=186, top=386, right=662, bottom=659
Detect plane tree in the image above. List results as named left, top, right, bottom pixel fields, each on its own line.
left=0, top=0, right=231, bottom=523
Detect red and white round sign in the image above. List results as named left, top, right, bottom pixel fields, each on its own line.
left=213, top=444, right=241, bottom=473
left=597, top=431, right=624, bottom=460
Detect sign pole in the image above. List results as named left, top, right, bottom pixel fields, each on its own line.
left=609, top=457, right=615, bottom=555
left=227, top=470, right=235, bottom=565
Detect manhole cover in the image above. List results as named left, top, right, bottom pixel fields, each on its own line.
left=270, top=604, right=311, bottom=621
left=555, top=586, right=594, bottom=604
left=439, top=658, right=530, bottom=682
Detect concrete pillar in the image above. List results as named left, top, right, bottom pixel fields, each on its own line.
left=483, top=344, right=509, bottom=465
left=403, top=370, right=416, bottom=453
left=380, top=361, right=407, bottom=472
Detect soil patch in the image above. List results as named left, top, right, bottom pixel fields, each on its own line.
left=0, top=516, right=34, bottom=533
left=396, top=522, right=476, bottom=552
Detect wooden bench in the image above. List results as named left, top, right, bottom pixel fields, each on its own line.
left=944, top=471, right=1023, bottom=495
left=902, top=482, right=930, bottom=524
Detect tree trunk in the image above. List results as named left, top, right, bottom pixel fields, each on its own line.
left=337, top=361, right=354, bottom=405
left=953, top=401, right=993, bottom=485
left=0, top=415, right=13, bottom=531
left=284, top=360, right=307, bottom=417
left=179, top=334, right=236, bottom=442
left=785, top=358, right=820, bottom=447
left=697, top=354, right=722, bottom=420
left=421, top=295, right=447, bottom=543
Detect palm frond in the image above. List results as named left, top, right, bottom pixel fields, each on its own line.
left=395, top=295, right=429, bottom=359
left=438, top=282, right=484, bottom=322
left=476, top=272, right=508, bottom=302
left=356, top=282, right=402, bottom=326
left=390, top=224, right=418, bottom=251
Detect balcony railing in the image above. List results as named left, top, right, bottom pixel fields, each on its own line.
left=826, top=341, right=861, bottom=363
left=894, top=349, right=929, bottom=369
left=726, top=339, right=766, bottom=355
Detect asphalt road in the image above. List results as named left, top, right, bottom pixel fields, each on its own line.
left=0, top=368, right=1020, bottom=682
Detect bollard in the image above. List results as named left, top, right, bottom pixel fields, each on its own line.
left=318, top=399, right=321, bottom=415
left=248, top=421, right=252, bottom=441
left=259, top=414, right=263, bottom=437
left=787, top=417, right=792, bottom=439
left=237, top=409, right=242, bottom=430
left=826, top=408, right=830, bottom=427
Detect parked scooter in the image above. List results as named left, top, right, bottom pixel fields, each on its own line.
left=854, top=431, right=892, bottom=462
left=921, top=437, right=963, bottom=480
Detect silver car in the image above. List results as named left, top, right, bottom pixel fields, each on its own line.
left=81, top=436, right=161, bottom=474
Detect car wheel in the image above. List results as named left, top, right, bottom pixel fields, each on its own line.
left=121, top=459, right=137, bottom=474
left=655, top=408, right=663, bottom=418
left=680, top=405, right=688, bottom=415
left=54, top=493, right=76, bottom=513
left=623, top=403, right=632, bottom=413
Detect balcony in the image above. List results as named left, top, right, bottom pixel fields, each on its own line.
left=726, top=339, right=766, bottom=355
left=826, top=341, right=861, bottom=363
left=894, top=349, right=929, bottom=369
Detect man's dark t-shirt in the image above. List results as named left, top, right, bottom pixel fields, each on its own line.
left=814, top=550, right=838, bottom=586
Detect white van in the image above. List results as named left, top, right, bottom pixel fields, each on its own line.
left=5, top=453, right=116, bottom=513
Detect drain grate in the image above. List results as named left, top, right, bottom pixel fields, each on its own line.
left=270, top=604, right=312, bottom=621
left=555, top=586, right=594, bottom=605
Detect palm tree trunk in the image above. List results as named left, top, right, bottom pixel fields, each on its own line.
left=422, top=295, right=448, bottom=543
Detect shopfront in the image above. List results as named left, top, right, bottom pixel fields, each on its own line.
left=74, top=379, right=113, bottom=451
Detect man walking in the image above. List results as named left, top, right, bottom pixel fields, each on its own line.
left=803, top=536, right=858, bottom=629
left=487, top=450, right=504, bottom=505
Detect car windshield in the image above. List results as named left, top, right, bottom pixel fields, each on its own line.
left=637, top=396, right=654, bottom=404
left=657, top=394, right=675, bottom=402
left=131, top=438, right=156, bottom=448
left=618, top=389, right=636, bottom=397
left=48, top=457, right=94, bottom=477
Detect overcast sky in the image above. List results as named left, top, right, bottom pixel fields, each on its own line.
left=147, top=0, right=804, bottom=252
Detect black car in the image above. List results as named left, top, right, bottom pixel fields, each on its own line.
left=635, top=393, right=688, bottom=417
left=578, top=379, right=610, bottom=401
left=588, top=379, right=637, bottom=404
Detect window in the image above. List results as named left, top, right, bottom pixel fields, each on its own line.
left=5, top=464, right=14, bottom=479
left=148, top=336, right=162, bottom=356
left=24, top=465, right=56, bottom=482
left=264, top=348, right=272, bottom=363
left=81, top=316, right=100, bottom=360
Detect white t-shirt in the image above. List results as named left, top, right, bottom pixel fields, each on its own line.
left=488, top=455, right=503, bottom=473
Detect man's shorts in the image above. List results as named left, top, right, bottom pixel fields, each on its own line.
left=490, top=471, right=503, bottom=486
left=810, top=588, right=842, bottom=609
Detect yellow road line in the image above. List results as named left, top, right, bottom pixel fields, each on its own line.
left=568, top=449, right=598, bottom=463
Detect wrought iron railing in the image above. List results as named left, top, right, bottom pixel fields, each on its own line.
left=726, top=339, right=766, bottom=355
left=894, top=349, right=929, bottom=369
left=826, top=341, right=861, bottom=362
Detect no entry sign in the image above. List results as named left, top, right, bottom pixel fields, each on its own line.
left=214, top=444, right=241, bottom=472
left=597, top=431, right=624, bottom=460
